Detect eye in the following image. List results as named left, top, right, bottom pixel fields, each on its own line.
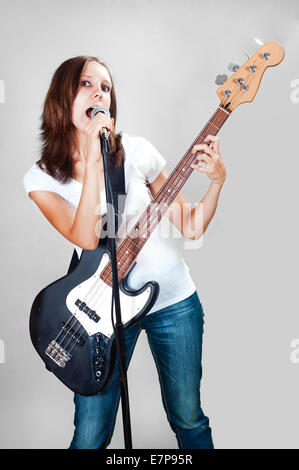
left=80, top=80, right=91, bottom=86
left=102, top=84, right=111, bottom=92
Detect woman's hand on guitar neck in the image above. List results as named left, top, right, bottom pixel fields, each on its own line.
left=191, top=135, right=226, bottom=186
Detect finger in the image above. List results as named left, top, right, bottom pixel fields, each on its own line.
left=192, top=144, right=217, bottom=159
left=191, top=154, right=211, bottom=168
left=195, top=153, right=209, bottom=163
left=204, top=135, right=220, bottom=154
left=92, top=112, right=112, bottom=123
left=91, top=115, right=114, bottom=132
left=190, top=161, right=208, bottom=171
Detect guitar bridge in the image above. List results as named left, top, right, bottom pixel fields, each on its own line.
left=45, top=340, right=71, bottom=368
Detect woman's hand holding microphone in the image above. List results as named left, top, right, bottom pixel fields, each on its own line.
left=83, top=111, right=114, bottom=165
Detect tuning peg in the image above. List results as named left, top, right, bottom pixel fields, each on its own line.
left=215, top=74, right=228, bottom=85
left=254, top=37, right=264, bottom=46
left=228, top=63, right=240, bottom=72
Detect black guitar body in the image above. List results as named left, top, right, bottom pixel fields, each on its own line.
left=29, top=244, right=159, bottom=396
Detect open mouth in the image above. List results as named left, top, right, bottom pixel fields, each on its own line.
left=85, top=107, right=95, bottom=118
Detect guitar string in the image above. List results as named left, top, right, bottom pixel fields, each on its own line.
left=55, top=108, right=234, bottom=354
left=62, top=116, right=222, bottom=354
left=63, top=112, right=228, bottom=354
left=51, top=110, right=224, bottom=351
left=54, top=95, right=244, bottom=353
left=88, top=53, right=263, bottom=322
left=86, top=111, right=224, bottom=305
left=89, top=109, right=227, bottom=309
left=53, top=54, right=264, bottom=356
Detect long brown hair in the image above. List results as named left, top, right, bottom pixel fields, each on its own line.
left=37, top=56, right=124, bottom=183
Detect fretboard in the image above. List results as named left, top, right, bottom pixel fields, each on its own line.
left=101, top=105, right=231, bottom=286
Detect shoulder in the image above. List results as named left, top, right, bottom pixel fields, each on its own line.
left=121, top=132, right=166, bottom=183
left=121, top=132, right=154, bottom=156
left=23, top=162, right=55, bottom=186
left=121, top=132, right=166, bottom=164
left=23, top=162, right=62, bottom=197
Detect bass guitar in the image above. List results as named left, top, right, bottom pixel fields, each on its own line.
left=29, top=41, right=284, bottom=395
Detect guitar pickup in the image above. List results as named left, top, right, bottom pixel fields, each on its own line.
left=75, top=298, right=100, bottom=323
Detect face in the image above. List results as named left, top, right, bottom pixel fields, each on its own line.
left=72, top=60, right=112, bottom=133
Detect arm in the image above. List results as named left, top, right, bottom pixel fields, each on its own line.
left=184, top=181, right=224, bottom=240
left=29, top=161, right=103, bottom=250
left=149, top=135, right=226, bottom=240
left=29, top=112, right=114, bottom=250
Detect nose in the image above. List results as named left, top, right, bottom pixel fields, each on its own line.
left=93, top=83, right=103, bottom=99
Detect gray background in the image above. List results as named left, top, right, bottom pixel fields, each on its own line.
left=0, top=0, right=298, bottom=449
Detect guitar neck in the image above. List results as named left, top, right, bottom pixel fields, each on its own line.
left=102, top=105, right=231, bottom=285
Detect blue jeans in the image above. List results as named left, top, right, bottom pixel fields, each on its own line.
left=69, top=291, right=213, bottom=449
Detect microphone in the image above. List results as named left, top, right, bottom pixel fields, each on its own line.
left=90, top=105, right=110, bottom=139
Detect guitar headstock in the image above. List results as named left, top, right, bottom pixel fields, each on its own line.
left=217, top=41, right=285, bottom=111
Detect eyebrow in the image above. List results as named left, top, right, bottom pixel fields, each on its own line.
left=81, top=74, right=112, bottom=85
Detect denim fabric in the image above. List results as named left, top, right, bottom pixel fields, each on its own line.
left=69, top=291, right=213, bottom=449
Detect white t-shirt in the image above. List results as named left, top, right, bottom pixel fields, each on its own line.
left=23, top=133, right=196, bottom=314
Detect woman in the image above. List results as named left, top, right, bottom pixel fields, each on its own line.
left=23, top=56, right=226, bottom=449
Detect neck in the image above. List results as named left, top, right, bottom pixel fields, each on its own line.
left=72, top=129, right=86, bottom=162
left=72, top=131, right=104, bottom=176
